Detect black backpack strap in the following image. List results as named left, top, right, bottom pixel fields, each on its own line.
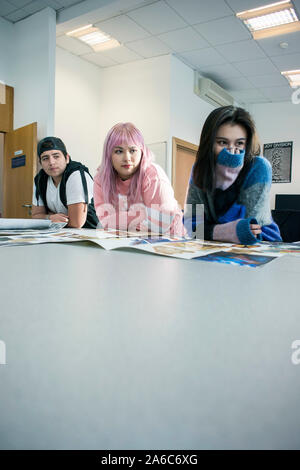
left=34, top=174, right=40, bottom=204
left=59, top=170, right=68, bottom=209
left=79, top=167, right=89, bottom=205
left=58, top=160, right=99, bottom=228
left=34, top=171, right=50, bottom=213
left=77, top=169, right=99, bottom=228
left=59, top=160, right=87, bottom=208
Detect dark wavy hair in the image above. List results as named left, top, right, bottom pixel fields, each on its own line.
left=193, top=106, right=260, bottom=192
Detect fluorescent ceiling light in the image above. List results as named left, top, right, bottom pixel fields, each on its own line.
left=92, top=39, right=121, bottom=52
left=66, top=24, right=120, bottom=51
left=237, top=1, right=300, bottom=39
left=66, top=24, right=93, bottom=36
left=79, top=31, right=111, bottom=46
left=281, top=69, right=300, bottom=87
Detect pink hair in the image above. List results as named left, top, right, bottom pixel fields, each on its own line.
left=97, top=122, right=153, bottom=205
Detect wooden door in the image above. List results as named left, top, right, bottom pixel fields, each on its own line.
left=172, top=137, right=198, bottom=209
left=0, top=133, right=4, bottom=217
left=3, top=123, right=37, bottom=218
left=0, top=84, right=13, bottom=132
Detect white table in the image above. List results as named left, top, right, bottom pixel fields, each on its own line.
left=0, top=238, right=300, bottom=449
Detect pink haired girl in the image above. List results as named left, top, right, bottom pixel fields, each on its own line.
left=94, top=123, right=185, bottom=236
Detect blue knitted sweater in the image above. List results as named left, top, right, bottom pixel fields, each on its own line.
left=185, top=152, right=281, bottom=245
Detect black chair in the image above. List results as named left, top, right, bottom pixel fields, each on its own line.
left=275, top=194, right=300, bottom=211
left=272, top=209, right=300, bottom=243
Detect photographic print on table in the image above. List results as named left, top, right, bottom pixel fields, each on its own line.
left=263, top=141, right=293, bottom=183
left=193, top=251, right=276, bottom=268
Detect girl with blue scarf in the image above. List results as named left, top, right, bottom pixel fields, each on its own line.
left=185, top=106, right=281, bottom=245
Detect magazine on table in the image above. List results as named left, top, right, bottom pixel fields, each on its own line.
left=0, top=218, right=66, bottom=235
left=2, top=226, right=298, bottom=267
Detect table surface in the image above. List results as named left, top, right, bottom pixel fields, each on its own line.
left=0, top=235, right=300, bottom=450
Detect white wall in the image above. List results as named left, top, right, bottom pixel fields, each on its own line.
left=55, top=47, right=103, bottom=175
left=0, top=10, right=55, bottom=138
left=55, top=52, right=171, bottom=176
left=250, top=101, right=300, bottom=209
left=0, top=9, right=56, bottom=216
left=170, top=55, right=214, bottom=147
left=169, top=55, right=215, bottom=179
left=54, top=52, right=223, bottom=181
left=13, top=8, right=56, bottom=138
left=0, top=18, right=14, bottom=86
left=98, top=55, right=171, bottom=174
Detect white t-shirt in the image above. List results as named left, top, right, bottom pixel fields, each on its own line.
left=32, top=170, right=94, bottom=215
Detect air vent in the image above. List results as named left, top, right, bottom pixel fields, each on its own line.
left=194, top=74, right=234, bottom=107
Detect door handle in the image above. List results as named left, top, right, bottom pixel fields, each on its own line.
left=22, top=204, right=32, bottom=216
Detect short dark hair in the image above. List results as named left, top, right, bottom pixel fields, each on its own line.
left=193, top=106, right=259, bottom=192
left=37, top=137, right=67, bottom=160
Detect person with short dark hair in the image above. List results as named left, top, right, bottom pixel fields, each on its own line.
left=185, top=106, right=281, bottom=244
left=32, top=137, right=98, bottom=228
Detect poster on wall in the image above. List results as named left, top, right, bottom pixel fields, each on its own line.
left=263, top=141, right=293, bottom=183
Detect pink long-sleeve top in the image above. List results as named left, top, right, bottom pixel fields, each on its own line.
left=94, top=163, right=185, bottom=237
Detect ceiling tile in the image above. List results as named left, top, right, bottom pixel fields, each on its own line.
left=9, top=0, right=34, bottom=7
left=0, top=1, right=16, bottom=16
left=247, top=74, right=288, bottom=88
left=215, top=39, right=266, bottom=62
left=218, top=76, right=254, bottom=91
left=126, top=37, right=172, bottom=58
left=231, top=88, right=270, bottom=104
left=4, top=8, right=27, bottom=22
left=22, top=1, right=50, bottom=15
left=258, top=31, right=300, bottom=57
left=95, top=14, right=150, bottom=43
left=271, top=52, right=300, bottom=70
left=201, top=63, right=243, bottom=80
left=101, top=45, right=143, bottom=64
left=59, top=0, right=83, bottom=6
left=233, top=57, right=279, bottom=76
left=179, top=47, right=227, bottom=68
left=193, top=15, right=251, bottom=46
left=81, top=52, right=118, bottom=68
left=44, top=0, right=62, bottom=8
left=158, top=27, right=209, bottom=52
left=259, top=86, right=293, bottom=101
left=56, top=35, right=92, bottom=55
left=165, top=0, right=233, bottom=24
left=225, top=0, right=274, bottom=13
left=18, top=0, right=79, bottom=16
left=127, top=1, right=187, bottom=35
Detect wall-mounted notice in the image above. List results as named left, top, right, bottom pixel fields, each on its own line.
left=11, top=155, right=26, bottom=168
left=263, top=141, right=293, bottom=183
